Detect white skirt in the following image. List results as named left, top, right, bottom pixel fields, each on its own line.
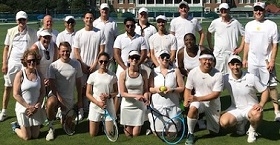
left=16, top=108, right=46, bottom=127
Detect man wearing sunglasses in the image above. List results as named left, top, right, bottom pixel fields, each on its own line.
left=56, top=16, right=76, bottom=59
left=170, top=1, right=204, bottom=50
left=0, top=11, right=37, bottom=122
left=207, top=3, right=245, bottom=75
left=243, top=2, right=280, bottom=122
left=37, top=15, right=59, bottom=43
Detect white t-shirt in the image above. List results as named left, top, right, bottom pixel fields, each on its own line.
left=73, top=27, right=106, bottom=66
left=93, top=17, right=118, bottom=58
left=37, top=28, right=59, bottom=43
left=135, top=22, right=157, bottom=50
left=149, top=33, right=177, bottom=58
left=56, top=29, right=76, bottom=59
left=170, top=16, right=202, bottom=49
left=48, top=59, right=82, bottom=100
left=87, top=70, right=117, bottom=113
left=185, top=66, right=223, bottom=107
left=224, top=72, right=266, bottom=109
left=113, top=33, right=147, bottom=64
left=245, top=19, right=278, bottom=66
left=183, top=47, right=201, bottom=71
left=208, top=17, right=245, bottom=54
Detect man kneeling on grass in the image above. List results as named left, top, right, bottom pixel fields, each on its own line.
left=220, top=55, right=269, bottom=143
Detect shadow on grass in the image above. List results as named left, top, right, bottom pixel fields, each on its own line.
left=258, top=119, right=280, bottom=141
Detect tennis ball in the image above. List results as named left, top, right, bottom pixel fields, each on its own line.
left=159, top=86, right=167, bottom=92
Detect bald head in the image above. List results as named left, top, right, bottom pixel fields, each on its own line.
left=43, top=15, right=53, bottom=30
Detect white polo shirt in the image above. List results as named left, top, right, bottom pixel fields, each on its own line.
left=170, top=16, right=202, bottom=49
left=245, top=19, right=278, bottom=66
left=149, top=33, right=177, bottom=57
left=93, top=17, right=118, bottom=58
left=185, top=66, right=223, bottom=107
left=113, top=33, right=147, bottom=64
left=73, top=27, right=106, bottom=66
left=224, top=72, right=266, bottom=109
left=56, top=29, right=76, bottom=58
left=37, top=28, right=59, bottom=43
left=208, top=17, right=244, bottom=54
left=135, top=22, right=157, bottom=50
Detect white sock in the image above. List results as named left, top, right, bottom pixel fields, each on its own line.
left=248, top=125, right=255, bottom=132
left=187, top=116, right=197, bottom=134
left=1, top=109, right=6, bottom=114
left=274, top=111, right=279, bottom=115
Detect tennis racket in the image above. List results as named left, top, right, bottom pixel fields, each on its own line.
left=101, top=108, right=119, bottom=142
left=63, top=107, right=79, bottom=136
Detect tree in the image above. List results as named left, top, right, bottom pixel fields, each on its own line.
left=56, top=0, right=69, bottom=13
left=70, top=0, right=88, bottom=14
left=0, top=3, right=12, bottom=12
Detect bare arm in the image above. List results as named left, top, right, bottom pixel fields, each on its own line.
left=267, top=43, right=278, bottom=72
left=138, top=49, right=147, bottom=65
left=173, top=69, right=185, bottom=93
left=75, top=77, right=83, bottom=108
left=114, top=48, right=126, bottom=70
left=233, top=36, right=245, bottom=54
left=177, top=49, right=188, bottom=77
left=150, top=49, right=159, bottom=67
left=86, top=83, right=106, bottom=109
left=170, top=50, right=176, bottom=63
left=242, top=43, right=249, bottom=68
left=206, top=31, right=213, bottom=51
left=198, top=30, right=205, bottom=46
left=2, top=45, right=9, bottom=74
left=259, top=88, right=269, bottom=107
left=13, top=71, right=29, bottom=107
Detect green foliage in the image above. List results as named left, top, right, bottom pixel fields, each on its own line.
left=0, top=3, right=12, bottom=12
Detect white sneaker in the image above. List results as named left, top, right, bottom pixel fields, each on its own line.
left=56, top=107, right=62, bottom=120
left=46, top=127, right=55, bottom=141
left=274, top=112, right=280, bottom=122
left=236, top=120, right=247, bottom=135
left=146, top=129, right=152, bottom=135
left=247, top=130, right=258, bottom=143
left=197, top=119, right=206, bottom=129
left=0, top=112, right=7, bottom=122
left=76, top=108, right=84, bottom=121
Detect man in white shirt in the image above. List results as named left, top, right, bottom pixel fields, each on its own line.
left=207, top=3, right=245, bottom=75
left=56, top=16, right=76, bottom=59
left=170, top=1, right=204, bottom=50
left=243, top=2, right=280, bottom=121
left=37, top=15, right=59, bottom=43
left=0, top=11, right=37, bottom=122
left=221, top=55, right=268, bottom=143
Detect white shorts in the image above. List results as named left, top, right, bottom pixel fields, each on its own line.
left=213, top=51, right=232, bottom=75
left=148, top=105, right=181, bottom=132
left=16, top=108, right=46, bottom=127
left=88, top=101, right=116, bottom=122
left=190, top=101, right=220, bottom=133
left=248, top=65, right=277, bottom=86
left=225, top=106, right=252, bottom=122
left=4, top=63, right=22, bottom=87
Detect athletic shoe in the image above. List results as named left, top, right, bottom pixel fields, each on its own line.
left=76, top=108, right=84, bottom=121
left=247, top=130, right=258, bottom=143
left=197, top=119, right=206, bottom=129
left=236, top=120, right=247, bottom=135
left=56, top=107, right=62, bottom=120
left=145, top=129, right=152, bottom=135
left=0, top=112, right=7, bottom=122
left=11, top=121, right=20, bottom=132
left=274, top=112, right=280, bottom=122
left=46, top=127, right=55, bottom=141
left=185, top=133, right=195, bottom=145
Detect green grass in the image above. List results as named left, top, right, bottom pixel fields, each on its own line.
left=0, top=19, right=280, bottom=144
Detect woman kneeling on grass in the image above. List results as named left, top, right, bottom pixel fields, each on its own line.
left=11, top=50, right=46, bottom=140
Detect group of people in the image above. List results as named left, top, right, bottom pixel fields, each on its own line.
left=0, top=1, right=279, bottom=144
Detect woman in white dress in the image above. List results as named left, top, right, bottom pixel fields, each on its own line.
left=119, top=50, right=149, bottom=137
left=148, top=50, right=184, bottom=134
left=12, top=50, right=45, bottom=140
left=86, top=52, right=118, bottom=137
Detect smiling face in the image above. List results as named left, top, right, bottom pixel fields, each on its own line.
left=98, top=55, right=109, bottom=69
left=125, top=20, right=136, bottom=34
left=184, top=34, right=196, bottom=49
left=253, top=6, right=265, bottom=21
left=25, top=54, right=37, bottom=69
left=199, top=57, right=214, bottom=72
left=17, top=18, right=27, bottom=28
left=220, top=8, right=229, bottom=17
left=179, top=4, right=189, bottom=16
left=83, top=13, right=94, bottom=27
left=156, top=19, right=166, bottom=31
left=100, top=8, right=109, bottom=18
left=40, top=35, right=51, bottom=48
left=128, top=55, right=140, bottom=66
left=59, top=45, right=71, bottom=61
left=228, top=61, right=242, bottom=76
left=159, top=53, right=170, bottom=67
left=43, top=15, right=53, bottom=30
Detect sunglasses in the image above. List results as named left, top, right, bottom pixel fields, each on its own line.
left=160, top=54, right=170, bottom=60
left=179, top=4, right=188, bottom=9
left=99, top=60, right=109, bottom=64
left=157, top=20, right=166, bottom=24
left=18, top=18, right=26, bottom=21
left=254, top=7, right=264, bottom=12
left=66, top=19, right=75, bottom=24
left=126, top=24, right=135, bottom=28
left=44, top=50, right=50, bottom=60
left=129, top=55, right=140, bottom=60
left=43, top=36, right=51, bottom=39
left=26, top=59, right=36, bottom=63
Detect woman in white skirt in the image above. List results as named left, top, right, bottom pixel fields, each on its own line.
left=86, top=52, right=118, bottom=137
left=148, top=50, right=184, bottom=134
left=119, top=50, right=149, bottom=137
left=12, top=50, right=46, bottom=140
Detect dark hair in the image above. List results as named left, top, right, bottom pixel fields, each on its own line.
left=83, top=11, right=94, bottom=18
left=98, top=52, right=110, bottom=60
left=21, top=50, right=41, bottom=67
left=58, top=41, right=71, bottom=50
left=184, top=33, right=196, bottom=42
left=200, top=49, right=214, bottom=57
left=124, top=17, right=136, bottom=24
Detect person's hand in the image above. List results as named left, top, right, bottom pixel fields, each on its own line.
left=233, top=47, right=242, bottom=55
left=89, top=65, right=96, bottom=73
left=242, top=60, right=248, bottom=68
left=135, top=95, right=145, bottom=102
left=81, top=63, right=90, bottom=74
left=183, top=100, right=191, bottom=108
left=1, top=63, right=7, bottom=74
left=100, top=93, right=109, bottom=101
left=267, top=60, right=275, bottom=72
left=97, top=101, right=106, bottom=109
left=253, top=104, right=263, bottom=112
left=44, top=79, right=50, bottom=87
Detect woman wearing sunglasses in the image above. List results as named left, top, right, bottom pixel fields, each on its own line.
left=148, top=50, right=184, bottom=134
left=86, top=52, right=118, bottom=137
left=119, top=50, right=149, bottom=137
left=11, top=50, right=45, bottom=140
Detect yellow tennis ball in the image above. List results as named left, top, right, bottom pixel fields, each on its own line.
left=159, top=86, right=167, bottom=92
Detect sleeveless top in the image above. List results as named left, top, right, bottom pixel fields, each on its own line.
left=15, top=68, right=41, bottom=113
left=35, top=41, right=55, bottom=78
left=183, top=46, right=201, bottom=71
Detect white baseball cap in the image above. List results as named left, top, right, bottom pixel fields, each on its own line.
left=16, top=11, right=28, bottom=20
left=156, top=15, right=167, bottom=21
left=100, top=3, right=109, bottom=10
left=39, top=30, right=52, bottom=37
left=219, top=3, right=229, bottom=10
left=138, top=7, right=148, bottom=14
left=128, top=50, right=140, bottom=57
left=179, top=1, right=189, bottom=8
left=159, top=50, right=170, bottom=56
left=64, top=16, right=75, bottom=22
left=228, top=55, right=242, bottom=63
left=254, top=2, right=265, bottom=9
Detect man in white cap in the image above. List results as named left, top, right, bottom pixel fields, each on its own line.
left=207, top=3, right=245, bottom=75
left=184, top=49, right=223, bottom=145
left=170, top=1, right=204, bottom=50
left=220, top=55, right=269, bottom=143
left=37, top=15, right=59, bottom=43
left=149, top=15, right=177, bottom=67
left=0, top=11, right=37, bottom=122
left=243, top=2, right=280, bottom=122
left=56, top=16, right=76, bottom=59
